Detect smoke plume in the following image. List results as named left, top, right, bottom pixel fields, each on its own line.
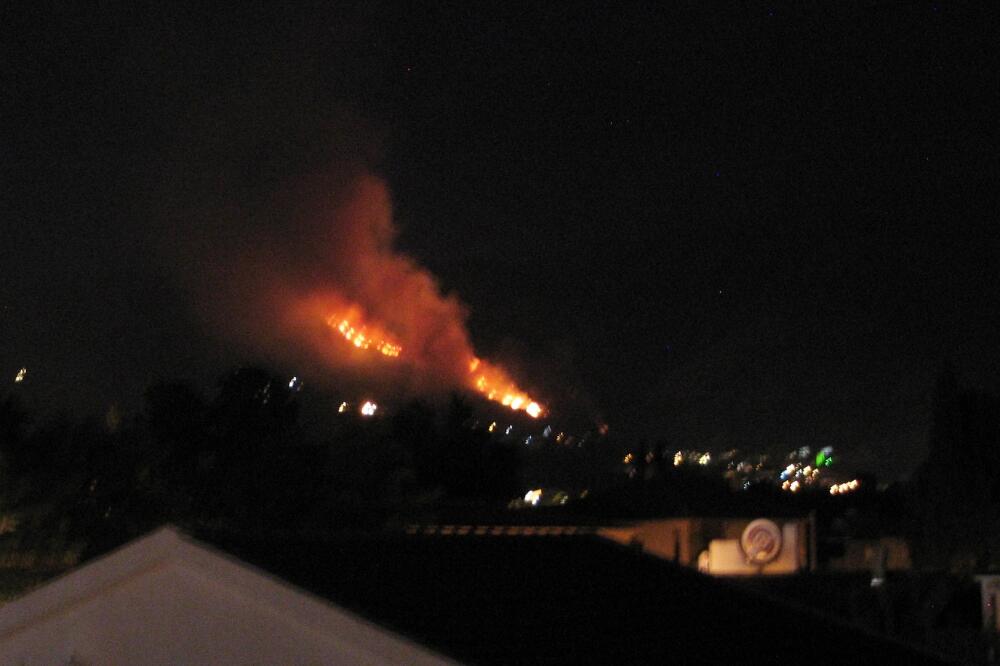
left=169, top=159, right=542, bottom=415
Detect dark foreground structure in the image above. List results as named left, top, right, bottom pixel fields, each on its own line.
left=207, top=529, right=948, bottom=664
left=0, top=524, right=962, bottom=663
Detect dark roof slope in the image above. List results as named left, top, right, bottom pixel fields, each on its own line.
left=203, top=531, right=950, bottom=665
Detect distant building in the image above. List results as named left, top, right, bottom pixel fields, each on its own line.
left=598, top=516, right=813, bottom=575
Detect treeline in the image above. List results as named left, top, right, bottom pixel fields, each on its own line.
left=0, top=367, right=521, bottom=560
left=2, top=365, right=995, bottom=572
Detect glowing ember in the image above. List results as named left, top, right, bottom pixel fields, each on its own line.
left=326, top=315, right=401, bottom=358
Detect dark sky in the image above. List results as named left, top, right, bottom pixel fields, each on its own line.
left=2, top=3, right=997, bottom=478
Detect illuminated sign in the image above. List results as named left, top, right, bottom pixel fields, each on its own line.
left=740, top=519, right=782, bottom=564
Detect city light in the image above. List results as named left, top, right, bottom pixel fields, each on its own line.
left=14, top=367, right=26, bottom=383
left=360, top=401, right=378, bottom=416
left=660, top=446, right=846, bottom=492
left=830, top=479, right=860, bottom=495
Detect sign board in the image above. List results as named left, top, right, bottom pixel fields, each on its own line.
left=740, top=519, right=782, bottom=564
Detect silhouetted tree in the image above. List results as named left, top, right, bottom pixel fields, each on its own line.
left=390, top=399, right=439, bottom=490
left=140, top=381, right=210, bottom=519
left=913, top=367, right=1000, bottom=570
left=0, top=394, right=30, bottom=449
left=439, top=396, right=520, bottom=501
left=204, top=367, right=303, bottom=532
left=0, top=394, right=33, bottom=511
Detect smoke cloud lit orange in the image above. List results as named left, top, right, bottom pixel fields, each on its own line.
left=296, top=176, right=544, bottom=416
left=184, top=170, right=545, bottom=417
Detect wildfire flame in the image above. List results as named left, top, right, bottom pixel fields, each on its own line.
left=467, top=356, right=543, bottom=418
left=323, top=310, right=543, bottom=418
left=327, top=315, right=401, bottom=357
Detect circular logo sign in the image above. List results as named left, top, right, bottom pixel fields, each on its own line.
left=740, top=519, right=782, bottom=564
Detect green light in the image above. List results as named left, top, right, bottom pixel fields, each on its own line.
left=816, top=451, right=826, bottom=467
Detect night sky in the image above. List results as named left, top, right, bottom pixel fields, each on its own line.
left=2, top=4, right=997, bottom=479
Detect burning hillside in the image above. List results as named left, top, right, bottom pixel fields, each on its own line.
left=184, top=171, right=545, bottom=417
left=321, top=304, right=543, bottom=418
